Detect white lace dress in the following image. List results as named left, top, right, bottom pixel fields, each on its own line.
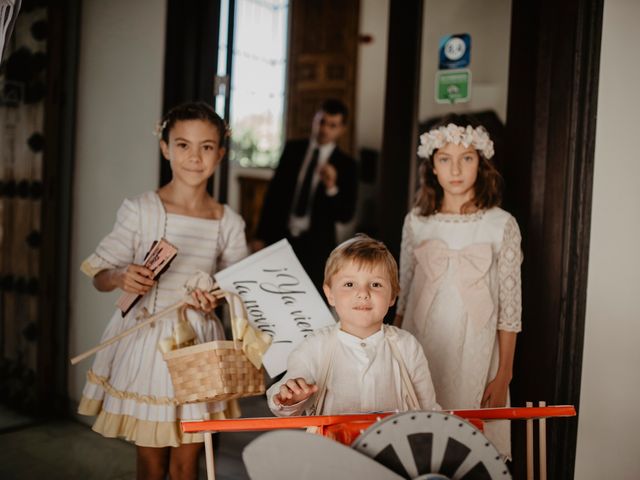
left=78, top=192, right=249, bottom=447
left=397, top=207, right=522, bottom=457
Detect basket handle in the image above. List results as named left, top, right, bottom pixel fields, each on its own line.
left=178, top=303, right=194, bottom=322
left=219, top=290, right=272, bottom=370
left=222, top=290, right=249, bottom=348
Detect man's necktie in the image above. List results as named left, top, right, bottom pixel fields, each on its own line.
left=293, top=148, right=320, bottom=216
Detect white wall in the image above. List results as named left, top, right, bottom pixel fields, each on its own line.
left=68, top=0, right=167, bottom=406
left=334, top=0, right=389, bottom=241
left=354, top=0, right=389, bottom=153
left=419, top=0, right=511, bottom=123
left=575, top=0, right=640, bottom=477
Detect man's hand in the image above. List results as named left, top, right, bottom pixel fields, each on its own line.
left=273, top=378, right=318, bottom=407
left=318, top=163, right=338, bottom=190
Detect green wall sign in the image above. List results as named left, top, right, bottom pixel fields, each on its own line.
left=435, top=69, right=471, bottom=104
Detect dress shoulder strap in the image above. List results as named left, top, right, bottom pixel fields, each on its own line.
left=308, top=328, right=337, bottom=416
left=385, top=326, right=421, bottom=411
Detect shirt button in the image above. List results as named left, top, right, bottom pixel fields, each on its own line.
left=360, top=342, right=366, bottom=348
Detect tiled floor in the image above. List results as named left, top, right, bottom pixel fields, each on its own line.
left=0, top=397, right=270, bottom=480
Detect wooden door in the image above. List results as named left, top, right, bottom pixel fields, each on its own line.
left=286, top=0, right=359, bottom=154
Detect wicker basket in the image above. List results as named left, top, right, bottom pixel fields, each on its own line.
left=164, top=292, right=266, bottom=404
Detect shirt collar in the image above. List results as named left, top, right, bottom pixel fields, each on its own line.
left=337, top=325, right=384, bottom=347
left=310, top=140, right=336, bottom=157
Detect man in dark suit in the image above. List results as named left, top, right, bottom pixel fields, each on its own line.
left=252, top=99, right=357, bottom=292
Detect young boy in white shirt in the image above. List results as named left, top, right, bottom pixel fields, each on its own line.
left=267, top=234, right=439, bottom=416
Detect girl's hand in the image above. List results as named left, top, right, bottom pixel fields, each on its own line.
left=190, top=288, right=222, bottom=313
left=481, top=373, right=511, bottom=408
left=249, top=239, right=265, bottom=252
left=116, top=264, right=155, bottom=295
left=273, top=378, right=318, bottom=407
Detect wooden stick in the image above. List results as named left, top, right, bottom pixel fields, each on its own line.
left=70, top=287, right=226, bottom=365
left=539, top=401, right=547, bottom=480
left=204, top=432, right=216, bottom=480
left=526, top=401, right=534, bottom=480
left=70, top=301, right=186, bottom=365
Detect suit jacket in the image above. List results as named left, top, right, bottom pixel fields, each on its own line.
left=256, top=139, right=357, bottom=255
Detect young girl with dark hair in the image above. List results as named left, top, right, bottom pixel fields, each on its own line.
left=78, top=102, right=248, bottom=479
left=394, top=113, right=522, bottom=458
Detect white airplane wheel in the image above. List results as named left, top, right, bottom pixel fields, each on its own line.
left=351, top=411, right=511, bottom=480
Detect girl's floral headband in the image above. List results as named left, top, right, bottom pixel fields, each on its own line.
left=417, top=123, right=495, bottom=159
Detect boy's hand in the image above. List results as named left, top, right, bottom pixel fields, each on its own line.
left=273, top=378, right=318, bottom=407
left=116, top=264, right=155, bottom=295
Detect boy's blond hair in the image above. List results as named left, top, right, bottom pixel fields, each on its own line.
left=323, top=234, right=400, bottom=298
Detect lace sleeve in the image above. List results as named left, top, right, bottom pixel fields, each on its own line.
left=396, top=214, right=417, bottom=315
left=497, top=216, right=523, bottom=332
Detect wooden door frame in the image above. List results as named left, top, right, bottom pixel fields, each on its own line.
left=378, top=0, right=423, bottom=259
left=380, top=0, right=603, bottom=477
left=504, top=1, right=602, bottom=478
left=39, top=0, right=81, bottom=416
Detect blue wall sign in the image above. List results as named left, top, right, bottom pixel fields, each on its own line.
left=438, top=33, right=471, bottom=69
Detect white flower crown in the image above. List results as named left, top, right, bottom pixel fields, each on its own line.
left=417, top=123, right=495, bottom=159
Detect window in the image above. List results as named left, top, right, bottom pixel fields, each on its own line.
left=216, top=0, right=289, bottom=168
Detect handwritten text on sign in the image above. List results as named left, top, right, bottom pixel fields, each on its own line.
left=214, top=240, right=335, bottom=377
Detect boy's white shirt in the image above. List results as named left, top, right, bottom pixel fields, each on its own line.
left=267, top=324, right=440, bottom=416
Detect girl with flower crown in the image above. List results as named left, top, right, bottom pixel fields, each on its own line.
left=77, top=102, right=248, bottom=479
left=393, top=113, right=522, bottom=458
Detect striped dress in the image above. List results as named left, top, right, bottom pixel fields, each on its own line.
left=78, top=191, right=248, bottom=447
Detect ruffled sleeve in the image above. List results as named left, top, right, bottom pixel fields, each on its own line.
left=497, top=215, right=523, bottom=332
left=80, top=198, right=140, bottom=277
left=216, top=206, right=250, bottom=271
left=396, top=213, right=417, bottom=315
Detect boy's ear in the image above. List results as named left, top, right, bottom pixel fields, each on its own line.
left=322, top=284, right=335, bottom=307
left=160, top=140, right=170, bottom=160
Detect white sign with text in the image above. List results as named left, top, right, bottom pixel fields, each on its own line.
left=214, top=239, right=336, bottom=377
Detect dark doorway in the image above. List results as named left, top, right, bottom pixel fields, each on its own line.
left=160, top=0, right=222, bottom=194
